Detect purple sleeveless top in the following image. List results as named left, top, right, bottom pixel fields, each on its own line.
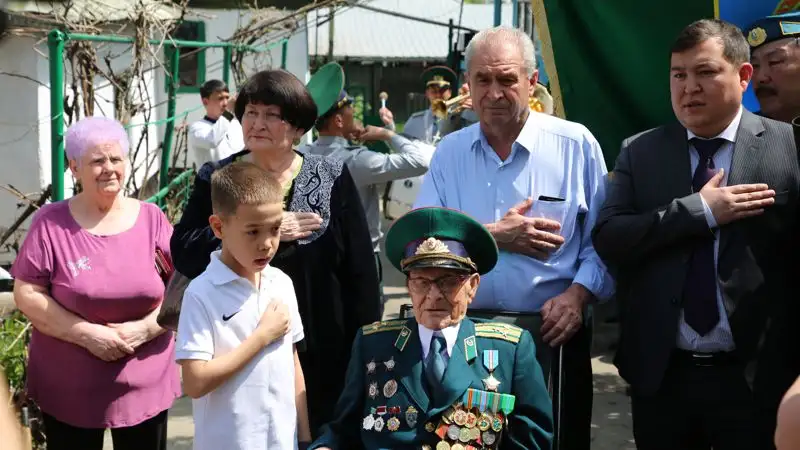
left=11, top=200, right=181, bottom=428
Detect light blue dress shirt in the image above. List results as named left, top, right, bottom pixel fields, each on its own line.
left=677, top=107, right=742, bottom=352
left=413, top=112, right=614, bottom=312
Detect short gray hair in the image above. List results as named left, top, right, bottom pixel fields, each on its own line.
left=465, top=26, right=537, bottom=77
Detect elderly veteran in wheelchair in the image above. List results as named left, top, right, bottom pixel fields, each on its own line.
left=310, top=207, right=553, bottom=450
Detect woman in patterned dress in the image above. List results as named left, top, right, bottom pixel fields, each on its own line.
left=170, top=69, right=381, bottom=436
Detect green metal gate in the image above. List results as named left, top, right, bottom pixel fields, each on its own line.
left=46, top=29, right=289, bottom=207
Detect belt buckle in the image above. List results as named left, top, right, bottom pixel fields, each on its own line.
left=691, top=352, right=715, bottom=367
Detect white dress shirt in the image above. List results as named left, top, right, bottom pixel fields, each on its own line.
left=678, top=106, right=743, bottom=352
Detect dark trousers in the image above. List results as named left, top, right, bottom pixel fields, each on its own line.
left=631, top=353, right=766, bottom=450
left=468, top=310, right=594, bottom=450
left=42, top=410, right=168, bottom=450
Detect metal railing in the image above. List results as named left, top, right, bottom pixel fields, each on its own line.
left=47, top=29, right=289, bottom=205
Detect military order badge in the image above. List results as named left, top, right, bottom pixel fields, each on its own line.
left=386, top=416, right=401, bottom=432
left=383, top=379, right=398, bottom=398
left=406, top=406, right=419, bottom=428
left=368, top=382, right=379, bottom=399
left=362, top=413, right=375, bottom=431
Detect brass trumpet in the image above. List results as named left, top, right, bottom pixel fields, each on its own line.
left=530, top=83, right=554, bottom=115
left=431, top=93, right=471, bottom=119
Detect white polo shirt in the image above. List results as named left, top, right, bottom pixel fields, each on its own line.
left=175, top=251, right=304, bottom=450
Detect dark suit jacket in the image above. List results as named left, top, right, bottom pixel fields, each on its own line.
left=591, top=110, right=800, bottom=408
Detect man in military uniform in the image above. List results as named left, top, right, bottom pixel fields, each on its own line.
left=310, top=207, right=554, bottom=450
left=303, top=62, right=432, bottom=312
left=404, top=66, right=458, bottom=144
left=744, top=12, right=800, bottom=123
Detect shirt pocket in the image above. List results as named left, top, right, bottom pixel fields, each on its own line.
left=527, top=198, right=577, bottom=259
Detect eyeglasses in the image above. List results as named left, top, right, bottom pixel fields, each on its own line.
left=407, top=275, right=469, bottom=296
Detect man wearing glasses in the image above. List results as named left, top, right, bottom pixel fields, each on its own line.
left=310, top=207, right=553, bottom=450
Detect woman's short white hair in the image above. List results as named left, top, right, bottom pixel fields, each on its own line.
left=465, top=26, right=537, bottom=77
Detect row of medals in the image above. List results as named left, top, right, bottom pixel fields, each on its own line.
left=362, top=357, right=416, bottom=432
left=423, top=403, right=505, bottom=450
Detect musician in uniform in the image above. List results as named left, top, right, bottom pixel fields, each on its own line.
left=310, top=207, right=554, bottom=450
left=744, top=12, right=800, bottom=122
left=302, top=62, right=432, bottom=313
left=438, top=80, right=478, bottom=137
left=404, top=66, right=458, bottom=144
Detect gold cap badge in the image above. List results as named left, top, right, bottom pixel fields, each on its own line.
left=415, top=237, right=450, bottom=255
left=747, top=27, right=768, bottom=47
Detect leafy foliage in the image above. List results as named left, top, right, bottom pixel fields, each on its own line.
left=0, top=310, right=29, bottom=391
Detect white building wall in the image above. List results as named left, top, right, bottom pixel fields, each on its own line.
left=0, top=36, right=43, bottom=227
left=0, top=10, right=310, bottom=265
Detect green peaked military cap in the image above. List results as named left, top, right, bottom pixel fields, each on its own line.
left=744, top=11, right=800, bottom=50
left=421, top=65, right=457, bottom=88
left=306, top=61, right=349, bottom=118
left=385, top=207, right=498, bottom=275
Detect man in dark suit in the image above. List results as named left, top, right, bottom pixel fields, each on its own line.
left=592, top=19, right=800, bottom=450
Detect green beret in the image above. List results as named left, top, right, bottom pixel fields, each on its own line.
left=421, top=65, right=457, bottom=89
left=744, top=11, right=800, bottom=50
left=306, top=62, right=352, bottom=118
left=384, top=207, right=498, bottom=275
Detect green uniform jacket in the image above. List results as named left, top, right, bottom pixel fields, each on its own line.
left=310, top=317, right=554, bottom=450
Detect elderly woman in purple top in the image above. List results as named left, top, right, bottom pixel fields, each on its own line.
left=11, top=117, right=180, bottom=450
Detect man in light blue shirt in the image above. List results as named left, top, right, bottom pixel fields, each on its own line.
left=413, top=25, right=613, bottom=450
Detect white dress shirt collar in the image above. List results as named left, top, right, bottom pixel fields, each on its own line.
left=418, top=322, right=461, bottom=359
left=686, top=106, right=743, bottom=143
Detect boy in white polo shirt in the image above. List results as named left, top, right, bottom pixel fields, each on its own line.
left=175, top=161, right=311, bottom=450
